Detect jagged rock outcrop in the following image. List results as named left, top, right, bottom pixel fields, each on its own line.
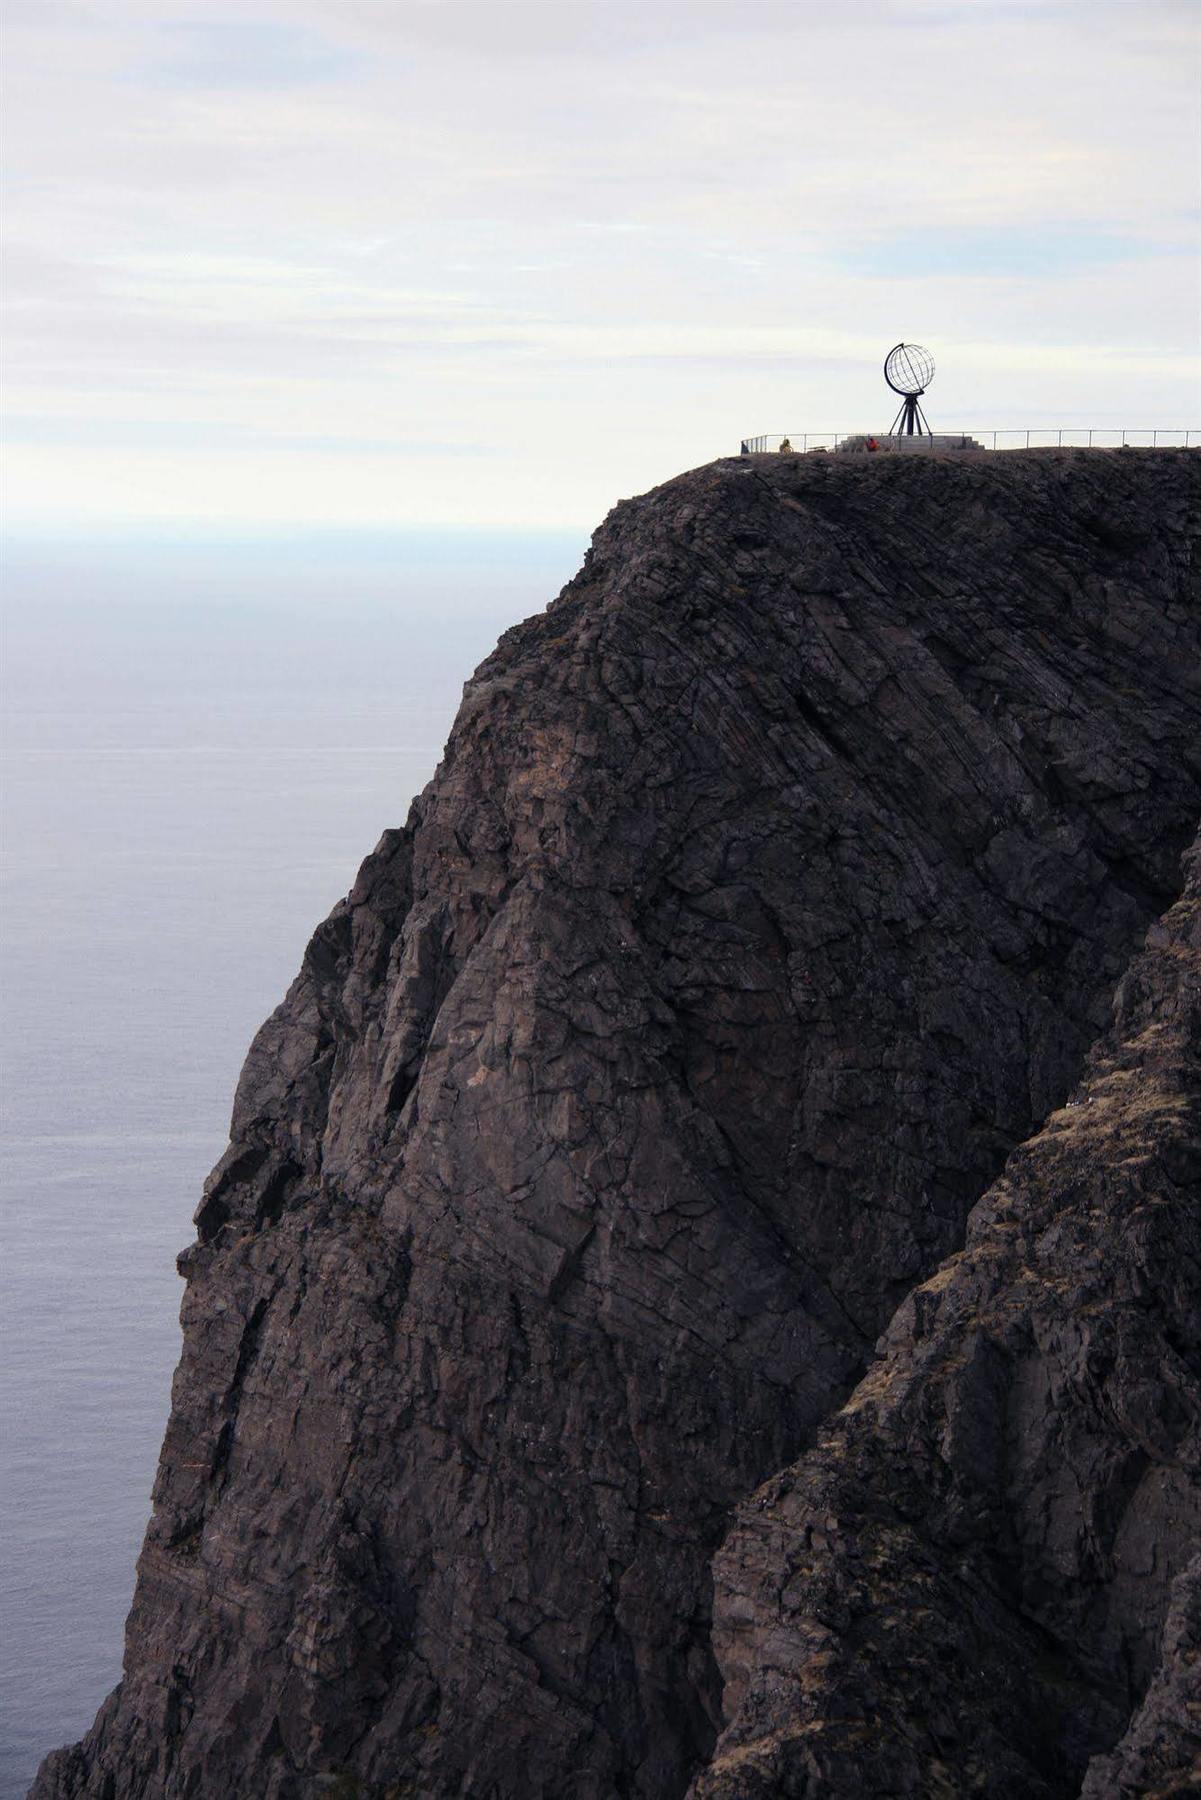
left=33, top=450, right=1201, bottom=1799
left=1081, top=1554, right=1201, bottom=1797
left=689, top=831, right=1201, bottom=1800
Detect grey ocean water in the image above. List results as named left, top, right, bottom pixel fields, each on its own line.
left=0, top=528, right=585, bottom=1799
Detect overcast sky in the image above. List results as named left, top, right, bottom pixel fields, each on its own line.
left=4, top=0, right=1199, bottom=530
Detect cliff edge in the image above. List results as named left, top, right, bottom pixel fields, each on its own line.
left=33, top=449, right=1201, bottom=1798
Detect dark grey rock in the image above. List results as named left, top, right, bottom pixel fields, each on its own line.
left=1082, top=1554, right=1201, bottom=1797
left=32, top=449, right=1201, bottom=1798
left=689, top=832, right=1201, bottom=1799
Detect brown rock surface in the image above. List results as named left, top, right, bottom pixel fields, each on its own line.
left=689, top=830, right=1201, bottom=1800
left=32, top=450, right=1201, bottom=1797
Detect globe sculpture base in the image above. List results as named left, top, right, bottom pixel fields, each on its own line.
left=888, top=392, right=933, bottom=436
left=840, top=433, right=983, bottom=454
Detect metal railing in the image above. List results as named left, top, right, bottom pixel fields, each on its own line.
left=742, top=428, right=1198, bottom=454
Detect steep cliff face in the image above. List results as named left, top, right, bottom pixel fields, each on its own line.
left=34, top=450, right=1200, bottom=1799
left=689, top=831, right=1201, bottom=1800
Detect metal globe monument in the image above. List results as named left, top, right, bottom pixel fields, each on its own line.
left=884, top=342, right=935, bottom=437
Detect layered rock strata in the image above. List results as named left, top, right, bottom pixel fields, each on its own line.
left=691, top=832, right=1201, bottom=1799
left=33, top=450, right=1201, bottom=1798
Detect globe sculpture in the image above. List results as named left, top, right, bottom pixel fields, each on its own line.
left=883, top=342, right=935, bottom=436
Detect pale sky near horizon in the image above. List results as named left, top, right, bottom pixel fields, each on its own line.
left=4, top=0, right=1199, bottom=531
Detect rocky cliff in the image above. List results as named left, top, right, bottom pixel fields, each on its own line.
left=33, top=449, right=1201, bottom=1799
left=690, top=830, right=1201, bottom=1800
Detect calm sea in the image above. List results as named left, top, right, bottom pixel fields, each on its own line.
left=0, top=527, right=585, bottom=1799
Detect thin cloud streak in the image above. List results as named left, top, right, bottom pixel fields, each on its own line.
left=3, top=0, right=1198, bottom=529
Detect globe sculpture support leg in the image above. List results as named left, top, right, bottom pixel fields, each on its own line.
left=888, top=393, right=932, bottom=436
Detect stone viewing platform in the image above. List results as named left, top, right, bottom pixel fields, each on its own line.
left=838, top=432, right=984, bottom=453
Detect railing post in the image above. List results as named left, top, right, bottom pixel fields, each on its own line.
left=1088, top=429, right=1093, bottom=447
left=1122, top=430, right=1127, bottom=447
left=1153, top=430, right=1158, bottom=447
left=1058, top=430, right=1062, bottom=447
